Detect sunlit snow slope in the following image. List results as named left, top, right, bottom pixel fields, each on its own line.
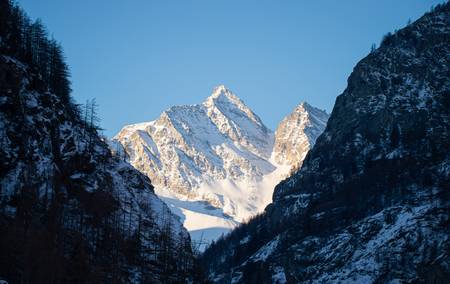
left=114, top=86, right=329, bottom=250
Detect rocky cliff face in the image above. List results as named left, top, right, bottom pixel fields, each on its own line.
left=115, top=85, right=275, bottom=199
left=0, top=55, right=195, bottom=283
left=201, top=3, right=450, bottom=283
left=272, top=102, right=328, bottom=174
left=114, top=86, right=328, bottom=248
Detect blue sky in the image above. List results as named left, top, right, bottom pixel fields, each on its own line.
left=18, top=0, right=442, bottom=137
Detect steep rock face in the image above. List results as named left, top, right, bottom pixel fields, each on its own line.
left=204, top=85, right=274, bottom=159
left=201, top=4, right=450, bottom=283
left=272, top=102, right=328, bottom=174
left=115, top=86, right=276, bottom=215
left=0, top=55, right=196, bottom=283
left=116, top=86, right=275, bottom=197
left=114, top=87, right=328, bottom=248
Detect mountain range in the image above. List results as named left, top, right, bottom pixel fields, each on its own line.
left=113, top=86, right=329, bottom=249
left=1, top=1, right=448, bottom=283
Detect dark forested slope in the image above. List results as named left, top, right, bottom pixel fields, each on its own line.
left=202, top=3, right=450, bottom=283
left=0, top=1, right=197, bottom=283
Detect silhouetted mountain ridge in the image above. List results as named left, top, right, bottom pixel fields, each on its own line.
left=201, top=3, right=450, bottom=283
left=0, top=1, right=197, bottom=283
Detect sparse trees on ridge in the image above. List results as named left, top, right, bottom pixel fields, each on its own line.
left=0, top=1, right=199, bottom=281
left=0, top=0, right=72, bottom=111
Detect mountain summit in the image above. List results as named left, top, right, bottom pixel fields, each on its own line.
left=115, top=85, right=275, bottom=193
left=114, top=86, right=328, bottom=249
left=273, top=102, right=329, bottom=173
left=203, top=85, right=273, bottom=158
left=204, top=85, right=266, bottom=129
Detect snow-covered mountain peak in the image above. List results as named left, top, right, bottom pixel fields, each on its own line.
left=207, top=84, right=241, bottom=104
left=202, top=85, right=273, bottom=158
left=203, top=85, right=240, bottom=109
left=204, top=85, right=263, bottom=125
left=272, top=102, right=329, bottom=171
left=114, top=88, right=328, bottom=249
left=210, top=84, right=232, bottom=98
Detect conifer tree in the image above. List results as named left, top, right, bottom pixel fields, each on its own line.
left=48, top=39, right=71, bottom=104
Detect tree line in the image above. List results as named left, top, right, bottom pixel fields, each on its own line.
left=0, top=0, right=103, bottom=145
left=0, top=0, right=72, bottom=109
left=0, top=0, right=200, bottom=282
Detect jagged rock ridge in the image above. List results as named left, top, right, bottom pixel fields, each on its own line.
left=201, top=3, right=450, bottom=283
left=272, top=102, right=329, bottom=174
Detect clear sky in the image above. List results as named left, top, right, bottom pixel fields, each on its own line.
left=18, top=0, right=443, bottom=137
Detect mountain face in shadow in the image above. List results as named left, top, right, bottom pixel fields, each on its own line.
left=201, top=3, right=450, bottom=283
left=0, top=1, right=198, bottom=283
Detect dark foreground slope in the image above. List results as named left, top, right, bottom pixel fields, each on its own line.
left=0, top=2, right=196, bottom=283
left=202, top=3, right=450, bottom=283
